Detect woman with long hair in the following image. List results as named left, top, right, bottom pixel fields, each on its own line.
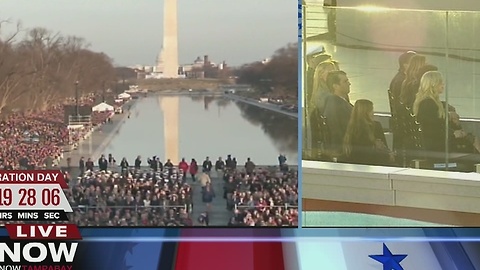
left=400, top=55, right=427, bottom=108
left=413, top=71, right=470, bottom=152
left=309, top=61, right=337, bottom=115
left=307, top=61, right=338, bottom=155
left=343, top=99, right=394, bottom=165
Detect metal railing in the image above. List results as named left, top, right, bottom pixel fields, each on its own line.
left=70, top=204, right=189, bottom=212
left=234, top=203, right=298, bottom=211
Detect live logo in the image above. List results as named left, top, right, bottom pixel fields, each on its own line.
left=5, top=224, right=82, bottom=240
left=16, top=225, right=68, bottom=239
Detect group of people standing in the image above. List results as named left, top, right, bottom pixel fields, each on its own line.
left=307, top=49, right=480, bottom=167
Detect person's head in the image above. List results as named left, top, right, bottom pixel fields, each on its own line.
left=206, top=156, right=209, bottom=161
left=308, top=53, right=332, bottom=69
left=313, top=61, right=337, bottom=92
left=398, top=51, right=416, bottom=72
left=351, top=99, right=375, bottom=123
left=413, top=71, right=445, bottom=118
left=191, top=158, right=195, bottom=162
left=405, top=55, right=426, bottom=81
left=326, top=70, right=350, bottom=97
left=218, top=157, right=222, bottom=160
left=416, top=64, right=438, bottom=80
left=419, top=71, right=444, bottom=97
left=182, top=158, right=185, bottom=162
left=343, top=99, right=375, bottom=156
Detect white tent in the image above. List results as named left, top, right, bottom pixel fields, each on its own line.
left=118, top=92, right=131, bottom=99
left=92, top=102, right=114, bottom=112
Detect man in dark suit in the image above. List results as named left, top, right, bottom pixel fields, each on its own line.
left=323, top=70, right=353, bottom=155
left=98, top=154, right=108, bottom=171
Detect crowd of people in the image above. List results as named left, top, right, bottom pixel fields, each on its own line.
left=59, top=154, right=298, bottom=227
left=306, top=50, right=480, bottom=168
left=0, top=94, right=122, bottom=170
left=225, top=166, right=298, bottom=227
left=65, top=167, right=194, bottom=226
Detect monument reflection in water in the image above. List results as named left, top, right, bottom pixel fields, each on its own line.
left=103, top=94, right=297, bottom=166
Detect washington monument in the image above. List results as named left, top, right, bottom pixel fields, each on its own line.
left=157, top=0, right=179, bottom=78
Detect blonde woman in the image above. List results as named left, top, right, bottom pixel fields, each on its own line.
left=306, top=60, right=337, bottom=155
left=400, top=55, right=426, bottom=107
left=343, top=99, right=394, bottom=165
left=413, top=71, right=466, bottom=152
left=308, top=61, right=337, bottom=116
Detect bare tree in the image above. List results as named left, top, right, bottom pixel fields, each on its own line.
left=0, top=20, right=117, bottom=117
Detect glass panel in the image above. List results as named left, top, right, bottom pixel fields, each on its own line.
left=302, top=4, right=480, bottom=172
left=302, top=4, right=480, bottom=227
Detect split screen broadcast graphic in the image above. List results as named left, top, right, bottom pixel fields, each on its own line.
left=0, top=171, right=81, bottom=269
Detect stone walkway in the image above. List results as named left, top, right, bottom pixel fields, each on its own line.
left=59, top=101, right=136, bottom=168
left=188, top=171, right=232, bottom=226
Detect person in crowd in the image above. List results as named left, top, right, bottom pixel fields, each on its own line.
left=400, top=55, right=427, bottom=108
left=278, top=154, right=287, bottom=168
left=202, top=183, right=215, bottom=213
left=178, top=158, right=189, bottom=182
left=164, top=159, right=174, bottom=176
left=66, top=157, right=71, bottom=169
left=223, top=176, right=236, bottom=211
left=225, top=154, right=234, bottom=170
left=134, top=155, right=142, bottom=169
left=413, top=71, right=475, bottom=153
left=98, top=154, right=108, bottom=171
left=120, top=157, right=129, bottom=175
left=3, top=161, right=13, bottom=170
left=108, top=153, right=116, bottom=166
left=202, top=156, right=212, bottom=175
left=79, top=157, right=85, bottom=175
left=189, top=158, right=198, bottom=182
left=198, top=172, right=211, bottom=190
left=323, top=70, right=354, bottom=156
left=45, top=156, right=54, bottom=169
left=390, top=51, right=416, bottom=99
left=231, top=158, right=237, bottom=170
left=215, top=157, right=225, bottom=177
left=245, top=158, right=256, bottom=175
left=85, top=158, right=94, bottom=171
left=198, top=212, right=209, bottom=226
left=343, top=99, right=395, bottom=166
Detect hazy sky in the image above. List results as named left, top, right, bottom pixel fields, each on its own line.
left=1, top=0, right=297, bottom=67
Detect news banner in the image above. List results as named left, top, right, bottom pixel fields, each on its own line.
left=0, top=171, right=80, bottom=270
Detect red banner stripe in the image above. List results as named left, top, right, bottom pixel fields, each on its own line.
left=253, top=242, right=286, bottom=270
left=174, top=242, right=254, bottom=270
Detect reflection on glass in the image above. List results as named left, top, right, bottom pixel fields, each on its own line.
left=303, top=5, right=480, bottom=172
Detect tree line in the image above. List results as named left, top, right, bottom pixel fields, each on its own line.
left=234, top=43, right=298, bottom=97
left=0, top=21, right=116, bottom=117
